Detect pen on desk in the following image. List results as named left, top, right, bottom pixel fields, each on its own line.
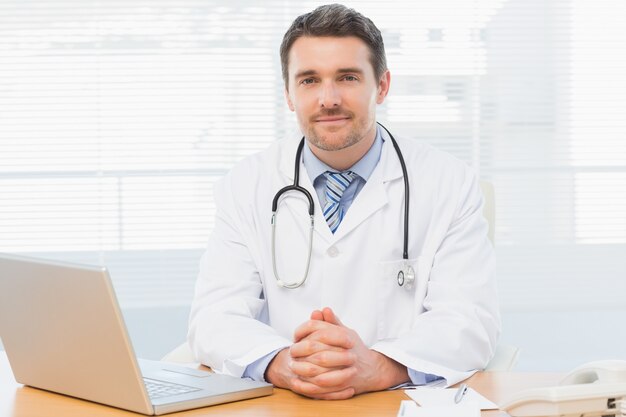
left=454, top=383, right=468, bottom=404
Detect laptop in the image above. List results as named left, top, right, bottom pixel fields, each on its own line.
left=0, top=253, right=272, bottom=415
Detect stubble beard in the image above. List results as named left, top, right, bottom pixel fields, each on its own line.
left=306, top=127, right=362, bottom=151
left=304, top=110, right=369, bottom=152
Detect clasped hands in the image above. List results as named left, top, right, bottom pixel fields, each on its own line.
left=265, top=307, right=409, bottom=400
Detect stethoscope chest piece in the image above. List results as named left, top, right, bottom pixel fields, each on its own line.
left=397, top=264, right=415, bottom=290
left=271, top=123, right=412, bottom=290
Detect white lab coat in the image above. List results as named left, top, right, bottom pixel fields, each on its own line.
left=188, top=128, right=500, bottom=386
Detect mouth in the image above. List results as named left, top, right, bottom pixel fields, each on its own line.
left=314, top=116, right=351, bottom=124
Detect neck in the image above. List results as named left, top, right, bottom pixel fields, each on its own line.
left=309, top=125, right=377, bottom=171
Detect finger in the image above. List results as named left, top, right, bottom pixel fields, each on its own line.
left=289, top=376, right=352, bottom=397
left=299, top=366, right=358, bottom=388
left=293, top=319, right=335, bottom=343
left=289, top=339, right=343, bottom=358
left=294, top=349, right=356, bottom=368
left=310, top=309, right=324, bottom=321
left=321, top=307, right=344, bottom=326
left=292, top=325, right=355, bottom=350
left=313, top=387, right=355, bottom=400
left=289, top=358, right=336, bottom=378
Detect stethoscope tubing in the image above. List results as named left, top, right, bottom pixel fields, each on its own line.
left=270, top=122, right=410, bottom=289
left=378, top=123, right=410, bottom=261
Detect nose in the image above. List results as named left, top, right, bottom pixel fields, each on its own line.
left=318, top=81, right=341, bottom=108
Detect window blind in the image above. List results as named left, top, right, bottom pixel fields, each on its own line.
left=1, top=0, right=624, bottom=310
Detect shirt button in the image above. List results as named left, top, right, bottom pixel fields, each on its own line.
left=327, top=246, right=339, bottom=257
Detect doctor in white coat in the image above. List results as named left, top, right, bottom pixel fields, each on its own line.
left=188, top=4, right=500, bottom=400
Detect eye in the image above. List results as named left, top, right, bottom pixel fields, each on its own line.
left=300, top=78, right=316, bottom=85
left=343, top=75, right=358, bottom=82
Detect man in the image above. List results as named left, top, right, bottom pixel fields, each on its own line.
left=188, top=4, right=500, bottom=400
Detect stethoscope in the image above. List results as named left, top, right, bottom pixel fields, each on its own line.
left=271, top=122, right=414, bottom=290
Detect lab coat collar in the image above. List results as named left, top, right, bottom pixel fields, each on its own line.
left=276, top=125, right=404, bottom=244
left=376, top=125, right=404, bottom=183
left=332, top=126, right=404, bottom=241
left=277, top=125, right=403, bottom=183
left=276, top=132, right=333, bottom=244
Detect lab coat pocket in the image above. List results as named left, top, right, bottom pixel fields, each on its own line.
left=376, top=257, right=431, bottom=341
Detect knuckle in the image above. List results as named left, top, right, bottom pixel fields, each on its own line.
left=288, top=345, right=298, bottom=357
left=324, top=388, right=354, bottom=400
left=321, top=371, right=344, bottom=387
left=305, top=340, right=316, bottom=352
left=299, top=367, right=311, bottom=378
left=292, top=378, right=320, bottom=396
left=344, top=333, right=355, bottom=348
left=289, top=359, right=301, bottom=372
left=304, top=384, right=322, bottom=396
left=314, top=372, right=337, bottom=388
left=294, top=363, right=315, bottom=378
left=339, top=369, right=355, bottom=384
left=290, top=342, right=301, bottom=355
left=314, top=376, right=333, bottom=388
left=289, top=377, right=301, bottom=391
left=303, top=363, right=316, bottom=377
left=335, top=391, right=351, bottom=400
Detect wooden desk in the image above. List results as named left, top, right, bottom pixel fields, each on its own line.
left=0, top=352, right=562, bottom=417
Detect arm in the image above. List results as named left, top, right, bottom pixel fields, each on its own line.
left=284, top=169, right=499, bottom=391
left=371, top=168, right=501, bottom=386
left=269, top=169, right=497, bottom=394
left=187, top=174, right=291, bottom=377
left=188, top=174, right=394, bottom=399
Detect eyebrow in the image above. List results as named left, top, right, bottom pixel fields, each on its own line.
left=294, top=69, right=317, bottom=79
left=337, top=67, right=365, bottom=75
left=294, top=67, right=365, bottom=79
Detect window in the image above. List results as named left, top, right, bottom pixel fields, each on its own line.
left=1, top=0, right=624, bottom=310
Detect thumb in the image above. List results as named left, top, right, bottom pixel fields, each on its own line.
left=322, top=307, right=344, bottom=327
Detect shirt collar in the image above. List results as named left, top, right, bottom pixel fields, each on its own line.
left=303, top=124, right=384, bottom=182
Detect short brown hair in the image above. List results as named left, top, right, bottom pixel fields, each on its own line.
left=279, top=4, right=387, bottom=88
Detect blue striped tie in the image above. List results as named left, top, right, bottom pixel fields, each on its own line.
left=323, top=171, right=357, bottom=233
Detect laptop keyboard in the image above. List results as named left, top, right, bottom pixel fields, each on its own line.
left=143, top=377, right=201, bottom=400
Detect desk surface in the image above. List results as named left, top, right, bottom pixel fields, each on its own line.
left=0, top=352, right=562, bottom=417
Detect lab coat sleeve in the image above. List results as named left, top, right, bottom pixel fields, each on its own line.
left=243, top=349, right=282, bottom=382
left=187, top=174, right=291, bottom=377
left=371, top=167, right=501, bottom=386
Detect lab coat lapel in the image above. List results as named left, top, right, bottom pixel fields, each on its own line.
left=332, top=130, right=404, bottom=242
left=277, top=135, right=333, bottom=245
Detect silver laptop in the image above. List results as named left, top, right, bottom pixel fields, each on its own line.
left=0, top=253, right=272, bottom=415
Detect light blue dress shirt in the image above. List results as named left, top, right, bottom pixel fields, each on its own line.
left=243, top=126, right=440, bottom=386
left=302, top=126, right=383, bottom=214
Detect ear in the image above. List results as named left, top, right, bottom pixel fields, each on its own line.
left=284, top=88, right=295, bottom=112
left=376, top=70, right=391, bottom=105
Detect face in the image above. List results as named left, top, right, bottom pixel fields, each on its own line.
left=285, top=36, right=390, bottom=152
